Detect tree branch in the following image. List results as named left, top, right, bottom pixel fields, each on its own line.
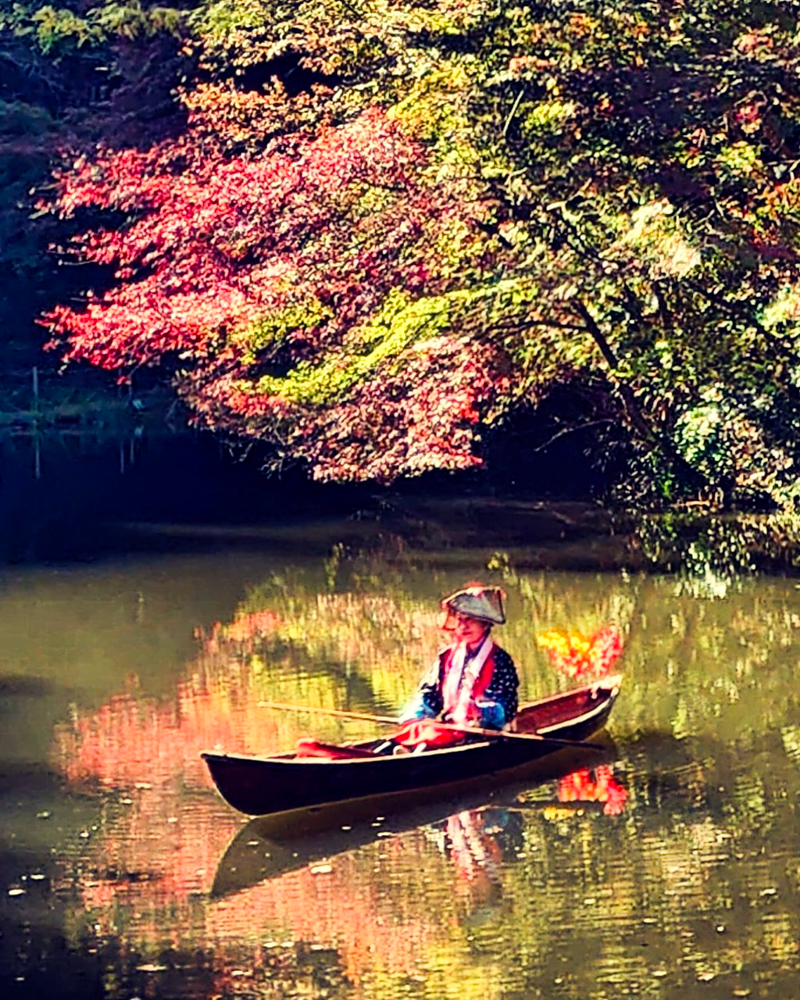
left=530, top=418, right=615, bottom=453
left=572, top=298, right=707, bottom=491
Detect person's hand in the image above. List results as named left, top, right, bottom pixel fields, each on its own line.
left=475, top=700, right=506, bottom=729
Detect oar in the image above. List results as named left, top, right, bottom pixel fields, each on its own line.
left=258, top=700, right=399, bottom=725
left=257, top=700, right=606, bottom=751
left=419, top=719, right=606, bottom=751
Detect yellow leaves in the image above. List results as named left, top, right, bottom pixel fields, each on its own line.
left=761, top=283, right=800, bottom=330
left=716, top=141, right=760, bottom=178
left=391, top=0, right=485, bottom=36
left=232, top=297, right=333, bottom=365
left=611, top=198, right=701, bottom=280
left=522, top=98, right=577, bottom=136
left=537, top=630, right=591, bottom=659
left=389, top=63, right=472, bottom=141
left=250, top=288, right=449, bottom=405
left=566, top=13, right=597, bottom=39
left=387, top=65, right=485, bottom=188
left=29, top=5, right=104, bottom=53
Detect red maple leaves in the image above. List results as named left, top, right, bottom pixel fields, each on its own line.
left=46, top=107, right=429, bottom=368
left=536, top=625, right=624, bottom=680
left=42, top=97, right=498, bottom=481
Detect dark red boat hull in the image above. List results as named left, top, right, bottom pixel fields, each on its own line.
left=201, top=674, right=622, bottom=817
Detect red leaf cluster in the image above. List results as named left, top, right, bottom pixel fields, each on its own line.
left=558, top=765, right=629, bottom=815
left=41, top=94, right=497, bottom=481
left=45, top=106, right=432, bottom=369
left=536, top=624, right=624, bottom=679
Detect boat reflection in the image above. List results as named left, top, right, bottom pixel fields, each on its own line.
left=211, top=759, right=626, bottom=899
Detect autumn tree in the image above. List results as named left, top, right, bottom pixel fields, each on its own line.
left=40, top=0, right=800, bottom=504
left=462, top=0, right=800, bottom=506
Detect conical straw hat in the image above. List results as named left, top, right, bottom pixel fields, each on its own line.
left=440, top=585, right=506, bottom=628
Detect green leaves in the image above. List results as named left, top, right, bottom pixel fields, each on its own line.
left=25, top=0, right=800, bottom=501
left=2, top=1, right=186, bottom=54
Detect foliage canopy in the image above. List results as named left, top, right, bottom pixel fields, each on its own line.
left=29, top=0, right=800, bottom=501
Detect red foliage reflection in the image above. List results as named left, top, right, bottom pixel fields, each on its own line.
left=207, top=608, right=283, bottom=646
left=206, top=849, right=438, bottom=985
left=557, top=765, right=629, bottom=815
left=49, top=592, right=629, bottom=989
left=52, top=662, right=289, bottom=791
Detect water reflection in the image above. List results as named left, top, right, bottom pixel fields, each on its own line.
left=206, top=780, right=627, bottom=992
left=2, top=525, right=800, bottom=998
left=557, top=765, right=629, bottom=815
left=433, top=808, right=522, bottom=911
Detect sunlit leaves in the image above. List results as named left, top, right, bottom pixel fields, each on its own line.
left=42, top=76, right=502, bottom=480
left=36, top=0, right=800, bottom=497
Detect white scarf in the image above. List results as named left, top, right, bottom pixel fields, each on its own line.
left=441, top=634, right=494, bottom=725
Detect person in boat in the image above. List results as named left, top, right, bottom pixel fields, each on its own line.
left=392, top=584, right=519, bottom=750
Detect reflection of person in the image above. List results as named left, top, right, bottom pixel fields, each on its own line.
left=431, top=807, right=524, bottom=912
left=402, top=584, right=519, bottom=730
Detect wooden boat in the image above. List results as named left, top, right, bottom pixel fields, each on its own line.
left=201, top=673, right=622, bottom=818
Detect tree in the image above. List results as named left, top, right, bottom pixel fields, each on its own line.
left=40, top=0, right=800, bottom=503
left=468, top=0, right=800, bottom=505
left=44, top=87, right=510, bottom=478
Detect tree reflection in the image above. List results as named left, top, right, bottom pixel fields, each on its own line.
left=556, top=765, right=629, bottom=815
left=536, top=625, right=624, bottom=679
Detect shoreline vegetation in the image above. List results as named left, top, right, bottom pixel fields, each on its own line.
left=0, top=370, right=134, bottom=434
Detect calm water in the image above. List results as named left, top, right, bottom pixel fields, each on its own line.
left=1, top=512, right=800, bottom=1000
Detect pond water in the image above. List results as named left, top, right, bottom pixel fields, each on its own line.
left=1, top=508, right=800, bottom=1000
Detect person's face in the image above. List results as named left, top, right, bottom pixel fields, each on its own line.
left=452, top=613, right=490, bottom=647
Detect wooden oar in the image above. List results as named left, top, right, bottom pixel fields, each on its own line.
left=257, top=700, right=605, bottom=751
left=418, top=719, right=606, bottom=751
left=258, top=700, right=399, bottom=725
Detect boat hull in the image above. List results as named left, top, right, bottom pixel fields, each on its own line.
left=201, top=674, right=622, bottom=818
